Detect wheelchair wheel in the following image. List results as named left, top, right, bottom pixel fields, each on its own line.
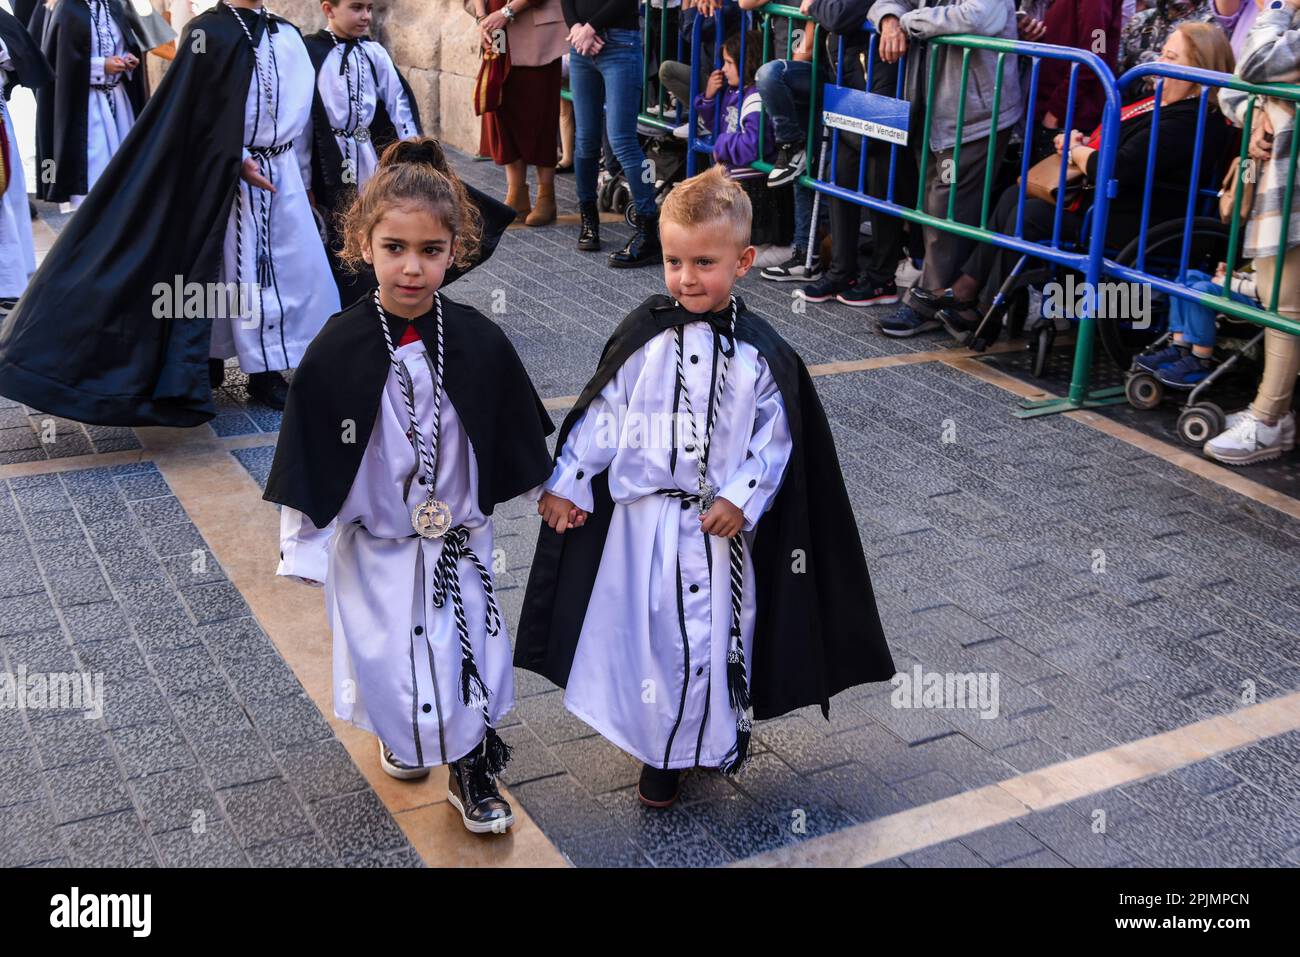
left=1028, top=319, right=1055, bottom=378
left=1101, top=217, right=1230, bottom=370
left=1177, top=402, right=1226, bottom=447
left=1125, top=371, right=1164, bottom=410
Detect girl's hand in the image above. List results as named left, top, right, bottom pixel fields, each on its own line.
left=121, top=52, right=140, bottom=70
left=700, top=497, right=744, bottom=538
left=538, top=491, right=586, bottom=533
left=103, top=56, right=128, bottom=75
left=705, top=68, right=724, bottom=98
left=240, top=157, right=276, bottom=192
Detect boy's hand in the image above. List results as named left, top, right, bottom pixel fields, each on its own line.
left=700, top=497, right=744, bottom=538
left=539, top=491, right=587, bottom=533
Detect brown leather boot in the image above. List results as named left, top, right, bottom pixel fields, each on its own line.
left=525, top=182, right=557, bottom=226
left=504, top=180, right=531, bottom=221
left=558, top=98, right=575, bottom=171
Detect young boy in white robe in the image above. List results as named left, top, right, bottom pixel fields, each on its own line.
left=517, top=166, right=895, bottom=808
left=0, top=0, right=52, bottom=307
left=265, top=137, right=554, bottom=834
left=303, top=0, right=421, bottom=307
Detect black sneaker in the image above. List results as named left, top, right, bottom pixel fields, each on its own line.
left=795, top=276, right=852, bottom=303
left=247, top=370, right=290, bottom=410
left=838, top=280, right=900, bottom=307
left=378, top=739, right=431, bottom=781
left=767, top=142, right=807, bottom=188
left=877, top=306, right=942, bottom=338
left=208, top=358, right=226, bottom=390
left=447, top=749, right=515, bottom=834
left=637, top=764, right=682, bottom=808
left=761, top=248, right=824, bottom=283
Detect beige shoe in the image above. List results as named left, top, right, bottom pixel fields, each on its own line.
left=503, top=181, right=531, bottom=220
left=525, top=183, right=557, bottom=226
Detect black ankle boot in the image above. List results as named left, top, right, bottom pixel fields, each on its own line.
left=447, top=750, right=515, bottom=834
left=577, top=200, right=601, bottom=252
left=247, top=370, right=289, bottom=410
left=637, top=764, right=682, bottom=808
left=208, top=359, right=226, bottom=389
left=609, top=206, right=661, bottom=268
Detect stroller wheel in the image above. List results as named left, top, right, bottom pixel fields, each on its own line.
left=624, top=202, right=638, bottom=228
left=598, top=173, right=620, bottom=212
left=1125, top=371, right=1164, bottom=411
left=1177, top=402, right=1226, bottom=447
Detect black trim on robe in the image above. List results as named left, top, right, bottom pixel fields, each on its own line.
left=32, top=0, right=151, bottom=203
left=0, top=4, right=53, bottom=98
left=0, top=6, right=289, bottom=427
left=514, top=294, right=896, bottom=721
left=302, top=30, right=427, bottom=309
left=262, top=292, right=556, bottom=529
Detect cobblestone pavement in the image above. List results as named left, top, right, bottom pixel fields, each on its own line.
left=2, top=149, right=1298, bottom=867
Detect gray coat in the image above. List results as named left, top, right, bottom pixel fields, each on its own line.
left=867, top=0, right=1023, bottom=152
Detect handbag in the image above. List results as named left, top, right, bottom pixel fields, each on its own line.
left=1022, top=153, right=1085, bottom=205
left=472, top=0, right=511, bottom=116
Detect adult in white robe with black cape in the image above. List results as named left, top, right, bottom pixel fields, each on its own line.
left=0, top=0, right=53, bottom=303
left=516, top=294, right=896, bottom=773
left=0, top=1, right=348, bottom=424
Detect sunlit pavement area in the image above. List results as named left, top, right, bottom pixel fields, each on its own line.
left=1, top=148, right=1298, bottom=868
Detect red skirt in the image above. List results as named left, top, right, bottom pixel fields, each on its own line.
left=479, top=58, right=563, bottom=168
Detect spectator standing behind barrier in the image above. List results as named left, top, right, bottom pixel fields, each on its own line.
left=1117, top=0, right=1212, bottom=76
left=866, top=0, right=1024, bottom=338
left=930, top=24, right=1233, bottom=343
left=564, top=0, right=662, bottom=266
left=789, top=0, right=924, bottom=305
left=1205, top=0, right=1300, bottom=465
left=1031, top=0, right=1124, bottom=160
left=475, top=0, right=568, bottom=226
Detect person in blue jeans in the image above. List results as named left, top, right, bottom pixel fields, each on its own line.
left=563, top=0, right=661, bottom=267
left=1134, top=264, right=1259, bottom=387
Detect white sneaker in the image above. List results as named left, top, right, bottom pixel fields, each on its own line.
left=754, top=243, right=795, bottom=268
left=894, top=257, right=923, bottom=290
left=1203, top=410, right=1296, bottom=466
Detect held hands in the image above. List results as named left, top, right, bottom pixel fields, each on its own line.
left=700, top=497, right=744, bottom=538
left=539, top=491, right=588, bottom=534
left=705, top=68, right=725, bottom=99
left=569, top=22, right=604, bottom=56
left=241, top=157, right=276, bottom=193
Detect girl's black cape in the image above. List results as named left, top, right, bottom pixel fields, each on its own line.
left=262, top=292, right=555, bottom=529
left=514, top=294, right=895, bottom=721
left=31, top=0, right=154, bottom=203
left=0, top=4, right=53, bottom=97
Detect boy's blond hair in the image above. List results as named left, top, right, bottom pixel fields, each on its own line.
left=660, top=166, right=752, bottom=249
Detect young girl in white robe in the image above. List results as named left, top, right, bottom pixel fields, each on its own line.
left=0, top=4, right=48, bottom=304
left=265, top=137, right=554, bottom=834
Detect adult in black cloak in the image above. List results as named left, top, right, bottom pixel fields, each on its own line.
left=301, top=28, right=423, bottom=310
left=515, top=294, right=895, bottom=722
left=29, top=0, right=165, bottom=203
left=0, top=2, right=52, bottom=97
left=0, top=3, right=511, bottom=427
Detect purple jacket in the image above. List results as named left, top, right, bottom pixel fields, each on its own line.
left=693, top=83, right=775, bottom=173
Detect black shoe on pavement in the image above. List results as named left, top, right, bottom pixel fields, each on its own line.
left=578, top=200, right=601, bottom=251
left=209, top=359, right=226, bottom=390
left=637, top=764, right=682, bottom=808
left=609, top=206, right=661, bottom=268
left=247, top=370, right=290, bottom=410
left=447, top=749, right=515, bottom=834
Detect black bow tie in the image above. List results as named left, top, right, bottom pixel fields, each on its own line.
left=678, top=302, right=737, bottom=356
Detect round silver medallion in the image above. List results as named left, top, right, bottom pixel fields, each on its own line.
left=412, top=499, right=452, bottom=539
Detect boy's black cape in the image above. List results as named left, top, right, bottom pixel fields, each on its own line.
left=0, top=4, right=53, bottom=98
left=262, top=293, right=555, bottom=528
left=514, top=294, right=895, bottom=721
left=301, top=30, right=424, bottom=310
left=31, top=0, right=161, bottom=203
left=0, top=5, right=511, bottom=428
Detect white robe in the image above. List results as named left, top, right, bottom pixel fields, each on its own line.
left=210, top=19, right=339, bottom=373
left=277, top=334, right=520, bottom=768
left=62, top=0, right=136, bottom=211
left=545, top=322, right=793, bottom=770
left=316, top=37, right=418, bottom=190
left=0, top=36, right=35, bottom=298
